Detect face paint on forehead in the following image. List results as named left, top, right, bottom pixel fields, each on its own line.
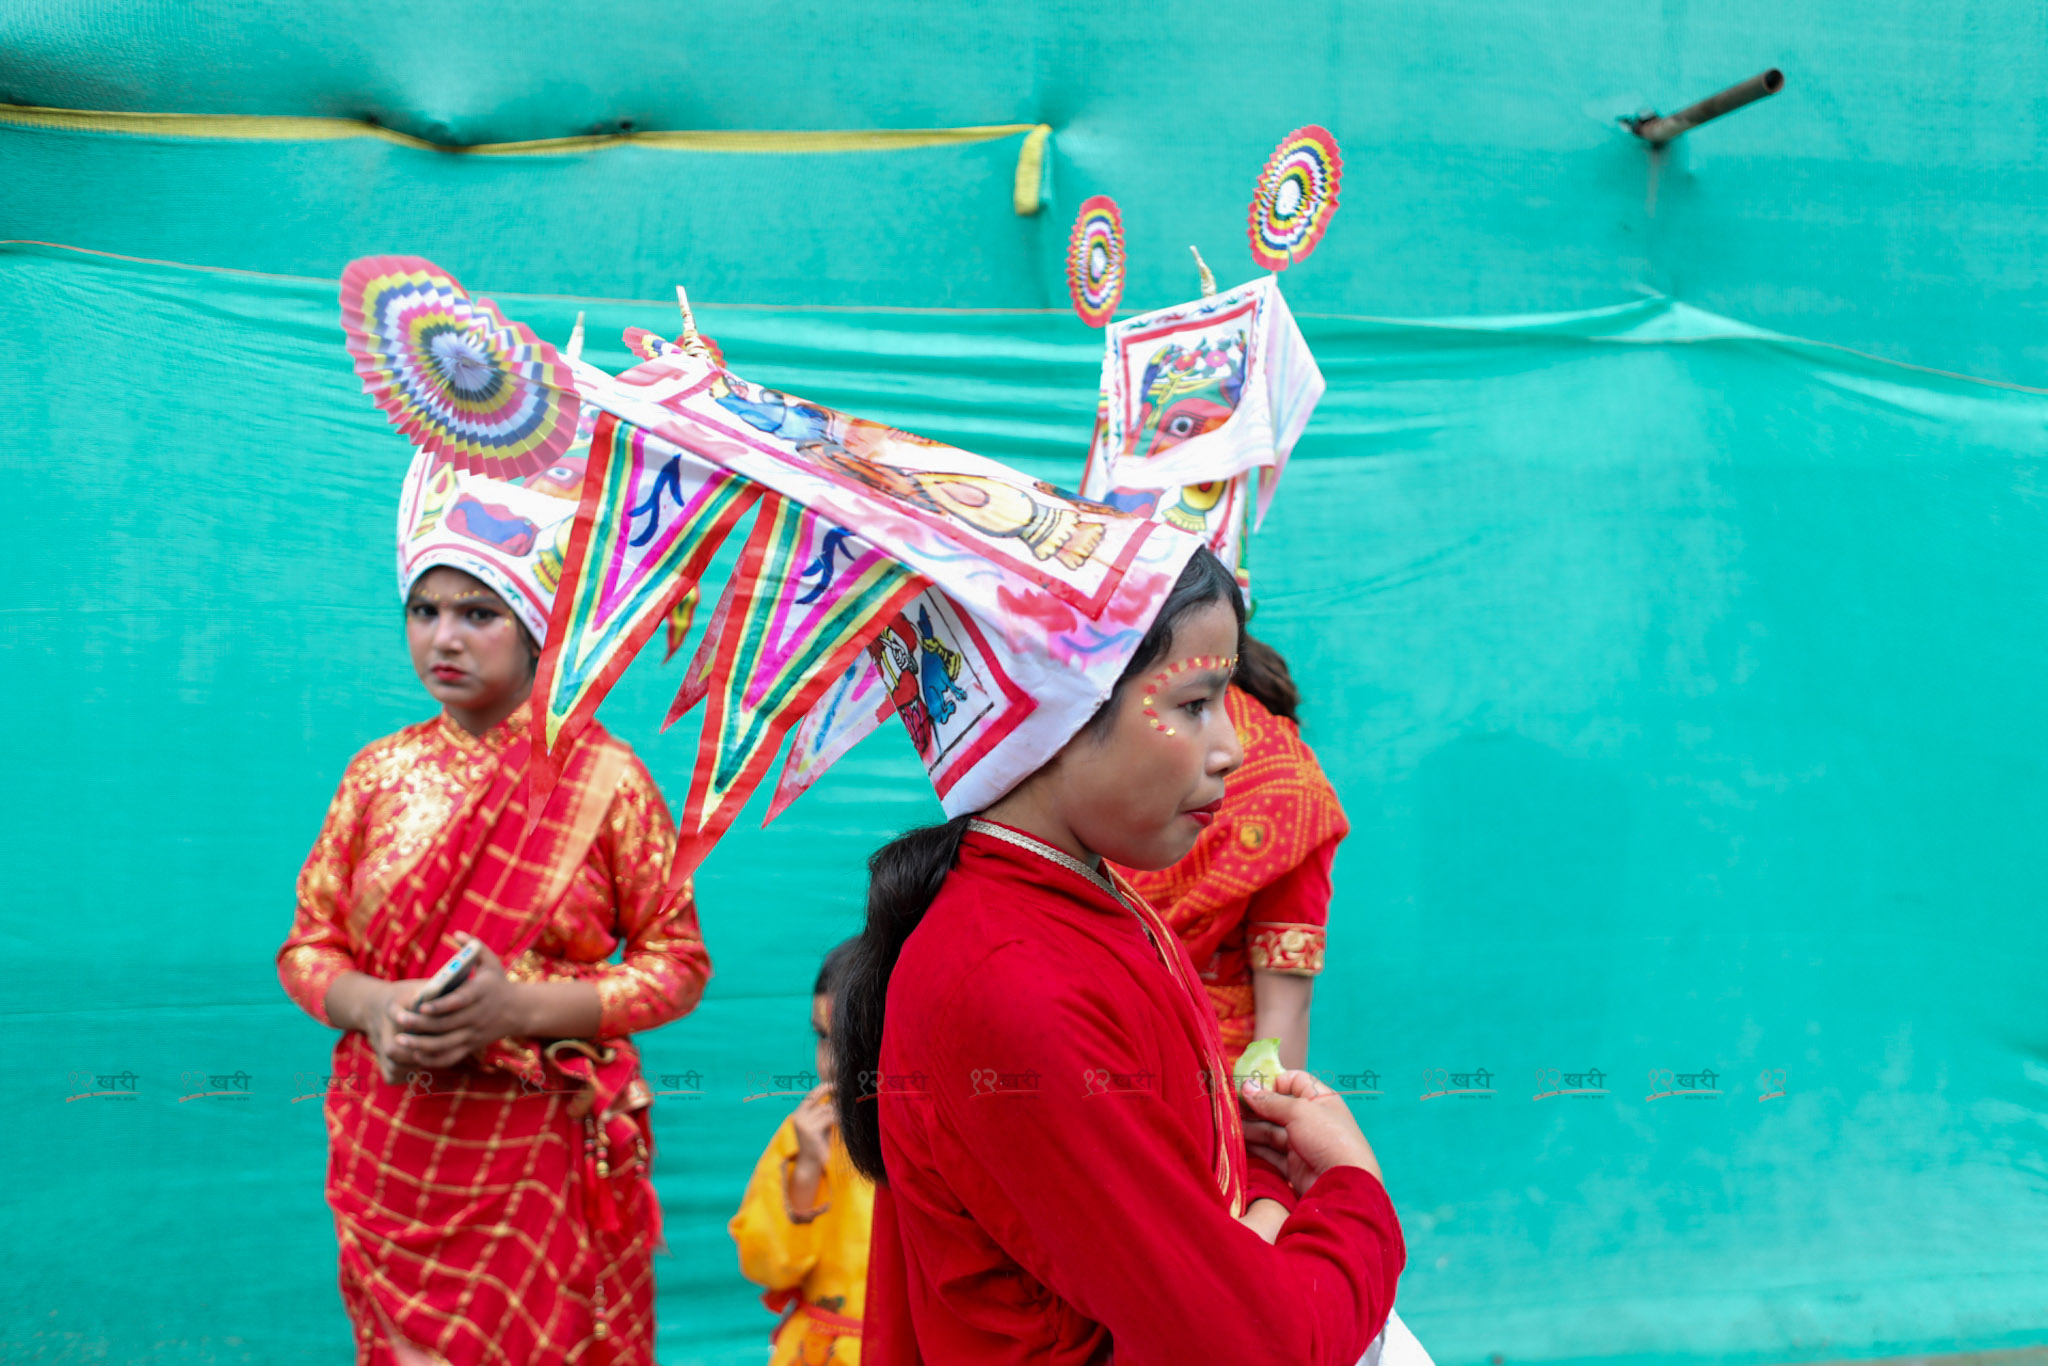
left=409, top=591, right=500, bottom=609
left=1139, top=654, right=1237, bottom=736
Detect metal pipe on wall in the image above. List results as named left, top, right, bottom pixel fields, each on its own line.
left=1626, top=68, right=1785, bottom=145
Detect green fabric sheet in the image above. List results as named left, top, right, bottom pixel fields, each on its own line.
left=4, top=239, right=2045, bottom=1363
left=7, top=3, right=2048, bottom=1354
left=10, top=0, right=2048, bottom=381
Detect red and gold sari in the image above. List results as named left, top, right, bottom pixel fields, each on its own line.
left=1116, top=685, right=1347, bottom=1068
left=279, top=711, right=710, bottom=1365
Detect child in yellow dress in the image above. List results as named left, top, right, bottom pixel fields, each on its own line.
left=730, top=940, right=873, bottom=1364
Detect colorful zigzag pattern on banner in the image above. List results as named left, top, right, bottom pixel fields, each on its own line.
left=668, top=497, right=927, bottom=879
left=532, top=412, right=759, bottom=794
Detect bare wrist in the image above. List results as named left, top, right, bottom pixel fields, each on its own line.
left=782, top=1156, right=830, bottom=1223
left=325, top=973, right=391, bottom=1035
left=503, top=981, right=535, bottom=1038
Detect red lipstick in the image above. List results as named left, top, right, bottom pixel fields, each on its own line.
left=1187, top=799, right=1223, bottom=827
left=430, top=665, right=467, bottom=683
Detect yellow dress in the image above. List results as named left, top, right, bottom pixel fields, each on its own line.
left=729, top=1114, right=874, bottom=1365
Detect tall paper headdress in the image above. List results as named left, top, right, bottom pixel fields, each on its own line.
left=1078, top=274, right=1324, bottom=582
left=348, top=256, right=596, bottom=643
left=394, top=441, right=589, bottom=644
left=342, top=257, right=1198, bottom=882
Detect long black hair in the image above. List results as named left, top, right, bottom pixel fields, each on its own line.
left=814, top=936, right=861, bottom=1000
left=1234, top=634, right=1300, bottom=722
left=834, top=546, right=1245, bottom=1180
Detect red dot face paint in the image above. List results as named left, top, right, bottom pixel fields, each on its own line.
left=1141, top=654, right=1236, bottom=736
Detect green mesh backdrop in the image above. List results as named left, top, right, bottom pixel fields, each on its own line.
left=5, top=4, right=2047, bottom=1363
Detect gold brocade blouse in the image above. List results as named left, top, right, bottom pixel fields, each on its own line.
left=277, top=710, right=709, bottom=1040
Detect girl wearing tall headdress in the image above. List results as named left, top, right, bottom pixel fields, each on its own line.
left=835, top=549, right=1403, bottom=1365
left=277, top=449, right=710, bottom=1365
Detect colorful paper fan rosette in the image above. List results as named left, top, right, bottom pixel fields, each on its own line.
left=1247, top=125, right=1343, bottom=271
left=1066, top=195, right=1126, bottom=327
left=341, top=255, right=581, bottom=480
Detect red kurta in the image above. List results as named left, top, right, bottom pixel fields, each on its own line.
left=868, top=825, right=1402, bottom=1365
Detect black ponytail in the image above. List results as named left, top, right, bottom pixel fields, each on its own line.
left=833, top=546, right=1244, bottom=1182
left=1234, top=634, right=1300, bottom=722
left=834, top=814, right=972, bottom=1181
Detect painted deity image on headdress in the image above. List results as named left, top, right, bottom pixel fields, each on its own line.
left=859, top=587, right=1028, bottom=795
left=870, top=604, right=970, bottom=756
left=1081, top=275, right=1324, bottom=579
left=709, top=372, right=1110, bottom=571
left=712, top=374, right=940, bottom=464
left=1098, top=334, right=1253, bottom=536
left=1130, top=334, right=1250, bottom=463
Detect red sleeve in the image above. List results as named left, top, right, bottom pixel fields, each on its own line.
left=276, top=759, right=369, bottom=1026
left=582, top=757, right=710, bottom=1037
left=1246, top=838, right=1336, bottom=977
left=1246, top=1153, right=1299, bottom=1212
left=928, top=944, right=1402, bottom=1365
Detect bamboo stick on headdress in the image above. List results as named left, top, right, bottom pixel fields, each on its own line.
left=675, top=285, right=718, bottom=362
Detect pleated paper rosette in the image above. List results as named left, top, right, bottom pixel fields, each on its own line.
left=341, top=255, right=581, bottom=480
left=1247, top=125, right=1343, bottom=271
left=1067, top=195, right=1127, bottom=326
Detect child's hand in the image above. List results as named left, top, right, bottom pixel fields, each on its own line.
left=395, top=937, right=519, bottom=1069
left=1239, top=1068, right=1382, bottom=1198
left=791, top=1083, right=837, bottom=1171
left=784, top=1084, right=837, bottom=1220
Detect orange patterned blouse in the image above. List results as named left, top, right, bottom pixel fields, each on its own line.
left=1116, top=685, right=1347, bottom=1065
left=278, top=709, right=709, bottom=1043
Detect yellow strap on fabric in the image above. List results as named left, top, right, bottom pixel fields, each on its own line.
left=1013, top=124, right=1051, bottom=215
left=0, top=103, right=1054, bottom=213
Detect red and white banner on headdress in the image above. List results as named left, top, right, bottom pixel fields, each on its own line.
left=349, top=255, right=1203, bottom=873
left=570, top=352, right=1197, bottom=819
left=1079, top=275, right=1324, bottom=579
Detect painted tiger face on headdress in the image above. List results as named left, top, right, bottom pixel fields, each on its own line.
left=1081, top=275, right=1324, bottom=582
left=1128, top=338, right=1248, bottom=461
